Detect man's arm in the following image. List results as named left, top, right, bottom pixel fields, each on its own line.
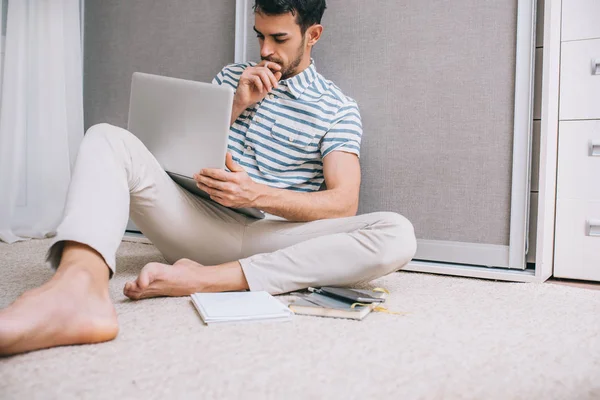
left=230, top=101, right=248, bottom=126
left=195, top=151, right=361, bottom=222
left=222, top=61, right=282, bottom=126
left=253, top=151, right=361, bottom=221
left=206, top=62, right=361, bottom=221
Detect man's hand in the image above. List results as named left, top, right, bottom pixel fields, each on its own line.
left=194, top=153, right=263, bottom=209
left=234, top=61, right=283, bottom=110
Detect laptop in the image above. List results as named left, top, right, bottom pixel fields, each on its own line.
left=127, top=72, right=265, bottom=219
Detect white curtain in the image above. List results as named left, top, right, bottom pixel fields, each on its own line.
left=0, top=0, right=83, bottom=243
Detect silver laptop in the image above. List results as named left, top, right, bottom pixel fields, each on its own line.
left=127, top=72, right=265, bottom=219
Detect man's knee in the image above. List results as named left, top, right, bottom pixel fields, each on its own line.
left=81, top=123, right=139, bottom=154
left=84, top=123, right=138, bottom=144
left=85, top=123, right=119, bottom=139
left=370, top=211, right=417, bottom=276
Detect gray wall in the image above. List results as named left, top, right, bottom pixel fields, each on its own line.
left=88, top=0, right=525, bottom=251
left=309, top=0, right=518, bottom=246
left=84, top=0, right=236, bottom=130
left=245, top=0, right=518, bottom=246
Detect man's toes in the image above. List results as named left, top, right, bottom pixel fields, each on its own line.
left=123, top=281, right=141, bottom=299
left=125, top=292, right=139, bottom=300
left=136, top=262, right=167, bottom=290
left=124, top=285, right=155, bottom=300
left=124, top=287, right=142, bottom=300
left=123, top=281, right=136, bottom=293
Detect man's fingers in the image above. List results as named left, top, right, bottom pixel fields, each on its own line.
left=247, top=75, right=264, bottom=93
left=256, top=70, right=273, bottom=92
left=210, top=195, right=231, bottom=208
left=244, top=62, right=280, bottom=94
left=196, top=182, right=214, bottom=196
left=198, top=176, right=232, bottom=192
left=260, top=67, right=280, bottom=89
left=225, top=152, right=245, bottom=173
left=251, top=65, right=278, bottom=90
left=198, top=168, right=231, bottom=182
left=259, top=60, right=282, bottom=72
left=266, top=68, right=279, bottom=89
left=197, top=181, right=228, bottom=198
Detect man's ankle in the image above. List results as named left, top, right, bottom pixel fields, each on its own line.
left=54, top=241, right=111, bottom=284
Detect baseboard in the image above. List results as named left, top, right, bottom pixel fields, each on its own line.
left=122, top=231, right=152, bottom=244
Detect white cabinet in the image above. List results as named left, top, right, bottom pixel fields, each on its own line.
left=556, top=121, right=600, bottom=201
left=555, top=199, right=600, bottom=281
left=562, top=0, right=600, bottom=41
left=559, top=39, right=600, bottom=120
left=555, top=121, right=600, bottom=280
left=554, top=0, right=600, bottom=281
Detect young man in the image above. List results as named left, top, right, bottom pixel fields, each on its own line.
left=0, top=0, right=416, bottom=356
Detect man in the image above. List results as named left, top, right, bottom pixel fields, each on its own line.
left=0, top=0, right=416, bottom=356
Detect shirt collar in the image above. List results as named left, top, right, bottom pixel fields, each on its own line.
left=282, top=59, right=318, bottom=99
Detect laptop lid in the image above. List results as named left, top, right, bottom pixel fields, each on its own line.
left=126, top=72, right=264, bottom=219
left=127, top=72, right=234, bottom=177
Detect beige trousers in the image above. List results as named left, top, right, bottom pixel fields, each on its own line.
left=46, top=123, right=417, bottom=294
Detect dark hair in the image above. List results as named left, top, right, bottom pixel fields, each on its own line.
left=253, top=0, right=327, bottom=34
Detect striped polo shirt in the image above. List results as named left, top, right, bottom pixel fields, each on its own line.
left=212, top=59, right=362, bottom=193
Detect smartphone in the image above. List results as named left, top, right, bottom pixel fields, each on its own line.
left=313, top=287, right=385, bottom=304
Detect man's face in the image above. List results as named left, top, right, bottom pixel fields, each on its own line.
left=254, top=11, right=306, bottom=80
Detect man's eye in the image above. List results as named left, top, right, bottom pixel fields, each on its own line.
left=256, top=35, right=264, bottom=40
left=275, top=39, right=288, bottom=44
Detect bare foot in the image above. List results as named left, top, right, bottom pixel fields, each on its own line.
left=0, top=269, right=118, bottom=356
left=123, top=258, right=206, bottom=300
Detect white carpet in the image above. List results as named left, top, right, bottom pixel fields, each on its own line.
left=0, top=239, right=599, bottom=400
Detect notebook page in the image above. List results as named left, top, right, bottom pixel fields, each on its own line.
left=192, top=292, right=290, bottom=319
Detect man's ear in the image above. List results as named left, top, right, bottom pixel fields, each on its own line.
left=306, top=24, right=323, bottom=47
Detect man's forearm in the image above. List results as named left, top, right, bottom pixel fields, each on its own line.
left=230, top=100, right=248, bottom=126
left=253, top=184, right=358, bottom=222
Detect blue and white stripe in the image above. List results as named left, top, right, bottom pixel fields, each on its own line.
left=212, top=59, right=362, bottom=192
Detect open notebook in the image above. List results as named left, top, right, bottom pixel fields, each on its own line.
left=287, top=289, right=387, bottom=321
left=191, top=292, right=293, bottom=325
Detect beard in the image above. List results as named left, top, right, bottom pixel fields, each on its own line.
left=262, top=40, right=305, bottom=80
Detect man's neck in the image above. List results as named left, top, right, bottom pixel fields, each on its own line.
left=286, top=56, right=312, bottom=79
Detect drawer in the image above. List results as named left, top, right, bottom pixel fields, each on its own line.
left=559, top=39, right=600, bottom=120
left=556, top=121, right=600, bottom=201
left=562, top=0, right=600, bottom=41
left=526, top=192, right=538, bottom=263
left=554, top=198, right=600, bottom=281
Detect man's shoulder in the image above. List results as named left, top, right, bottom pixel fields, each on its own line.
left=221, top=61, right=257, bottom=74
left=314, top=72, right=360, bottom=111
left=214, top=62, right=257, bottom=87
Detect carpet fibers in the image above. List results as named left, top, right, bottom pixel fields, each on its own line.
left=0, top=239, right=599, bottom=399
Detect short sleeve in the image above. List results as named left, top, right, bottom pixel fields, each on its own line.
left=320, top=101, right=363, bottom=159
left=211, top=63, right=249, bottom=90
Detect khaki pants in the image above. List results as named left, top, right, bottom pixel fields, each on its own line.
left=46, top=124, right=417, bottom=294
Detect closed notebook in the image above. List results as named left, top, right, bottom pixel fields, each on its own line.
left=288, top=289, right=387, bottom=321
left=190, top=291, right=293, bottom=325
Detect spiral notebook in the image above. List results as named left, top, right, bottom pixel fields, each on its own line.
left=190, top=291, right=293, bottom=325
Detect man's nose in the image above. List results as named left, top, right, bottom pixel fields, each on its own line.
left=260, top=43, right=274, bottom=59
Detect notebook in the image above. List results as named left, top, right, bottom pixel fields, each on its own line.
left=190, top=291, right=293, bottom=325
left=287, top=289, right=387, bottom=321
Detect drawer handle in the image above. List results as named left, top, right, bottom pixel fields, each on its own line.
left=593, top=58, right=600, bottom=75
left=591, top=142, right=600, bottom=157
left=588, top=220, right=600, bottom=237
